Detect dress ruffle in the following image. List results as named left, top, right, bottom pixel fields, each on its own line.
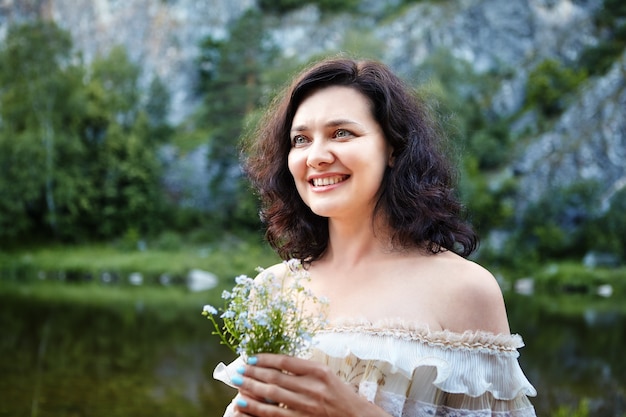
left=314, top=318, right=537, bottom=400
left=213, top=318, right=537, bottom=417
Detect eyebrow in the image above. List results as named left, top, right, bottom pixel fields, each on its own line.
left=290, top=119, right=362, bottom=133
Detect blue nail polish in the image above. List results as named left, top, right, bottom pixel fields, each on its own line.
left=236, top=366, right=245, bottom=375
left=236, top=398, right=248, bottom=408
left=247, top=356, right=258, bottom=365
left=231, top=375, right=243, bottom=386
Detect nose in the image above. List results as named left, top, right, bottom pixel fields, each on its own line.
left=306, top=139, right=334, bottom=169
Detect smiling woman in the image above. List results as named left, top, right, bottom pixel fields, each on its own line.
left=287, top=86, right=393, bottom=222
left=213, top=57, right=537, bottom=417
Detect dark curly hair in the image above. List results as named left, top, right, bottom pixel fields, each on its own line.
left=242, top=57, right=478, bottom=262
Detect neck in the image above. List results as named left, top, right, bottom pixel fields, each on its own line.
left=323, top=215, right=394, bottom=268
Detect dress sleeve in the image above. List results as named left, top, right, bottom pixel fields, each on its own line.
left=310, top=323, right=537, bottom=417
left=213, top=356, right=246, bottom=417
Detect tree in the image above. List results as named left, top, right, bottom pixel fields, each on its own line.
left=195, top=9, right=278, bottom=229
left=525, top=59, right=587, bottom=117
left=0, top=21, right=86, bottom=241
left=512, top=181, right=603, bottom=261
left=79, top=47, right=165, bottom=239
left=144, top=75, right=173, bottom=143
left=0, top=24, right=166, bottom=243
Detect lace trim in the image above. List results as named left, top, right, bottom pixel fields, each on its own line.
left=323, top=317, right=524, bottom=353
left=311, top=330, right=537, bottom=399
left=397, top=401, right=537, bottom=417
left=389, top=400, right=536, bottom=417
left=357, top=380, right=536, bottom=417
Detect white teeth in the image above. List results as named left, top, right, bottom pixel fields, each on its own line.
left=312, top=176, right=346, bottom=186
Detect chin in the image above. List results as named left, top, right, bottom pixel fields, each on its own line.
left=308, top=205, right=335, bottom=218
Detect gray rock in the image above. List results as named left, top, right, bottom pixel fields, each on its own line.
left=187, top=269, right=218, bottom=292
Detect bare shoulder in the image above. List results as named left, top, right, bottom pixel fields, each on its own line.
left=254, top=261, right=289, bottom=282
left=254, top=260, right=305, bottom=285
left=433, top=251, right=510, bottom=335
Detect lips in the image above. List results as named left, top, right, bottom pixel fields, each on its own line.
left=310, top=175, right=349, bottom=187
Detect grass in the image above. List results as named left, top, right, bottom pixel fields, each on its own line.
left=0, top=236, right=281, bottom=283
left=2, top=236, right=624, bottom=318
left=0, top=234, right=282, bottom=327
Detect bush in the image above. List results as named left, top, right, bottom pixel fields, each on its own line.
left=550, top=398, right=590, bottom=417
left=512, top=181, right=602, bottom=261
left=257, top=0, right=359, bottom=14
left=586, top=186, right=626, bottom=261
left=580, top=0, right=626, bottom=74
left=526, top=59, right=587, bottom=117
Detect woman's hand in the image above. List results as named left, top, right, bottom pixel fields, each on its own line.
left=229, top=353, right=389, bottom=417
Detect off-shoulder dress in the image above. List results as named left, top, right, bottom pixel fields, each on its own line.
left=214, top=318, right=537, bottom=417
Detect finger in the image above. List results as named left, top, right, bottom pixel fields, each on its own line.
left=236, top=367, right=318, bottom=412
left=238, top=362, right=298, bottom=394
left=236, top=395, right=290, bottom=417
left=248, top=354, right=314, bottom=375
left=243, top=355, right=331, bottom=396
left=233, top=371, right=285, bottom=404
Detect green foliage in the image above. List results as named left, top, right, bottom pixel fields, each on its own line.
left=525, top=59, right=587, bottom=117
left=338, top=29, right=385, bottom=61
left=0, top=238, right=279, bottom=284
left=413, top=49, right=519, bottom=251
left=550, top=398, right=590, bottom=417
left=512, top=181, right=603, bottom=261
left=532, top=262, right=626, bottom=296
left=0, top=21, right=87, bottom=240
left=194, top=9, right=277, bottom=230
left=257, top=0, right=303, bottom=13
left=467, top=121, right=513, bottom=170
left=415, top=49, right=511, bottom=170
left=460, top=157, right=516, bottom=234
left=585, top=186, right=626, bottom=260
left=257, top=0, right=359, bottom=14
left=315, top=0, right=360, bottom=12
left=579, top=0, right=626, bottom=76
left=0, top=23, right=168, bottom=243
left=89, top=46, right=141, bottom=127
left=144, top=75, right=173, bottom=142
left=86, top=116, right=165, bottom=239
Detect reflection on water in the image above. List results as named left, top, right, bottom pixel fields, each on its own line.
left=0, top=288, right=623, bottom=416
left=0, top=290, right=237, bottom=417
left=506, top=293, right=625, bottom=417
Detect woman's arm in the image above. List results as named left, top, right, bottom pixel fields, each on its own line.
left=229, top=354, right=391, bottom=417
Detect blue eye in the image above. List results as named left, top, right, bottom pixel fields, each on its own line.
left=334, top=129, right=352, bottom=138
left=292, top=135, right=308, bottom=146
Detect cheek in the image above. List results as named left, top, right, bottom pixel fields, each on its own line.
left=287, top=151, right=303, bottom=178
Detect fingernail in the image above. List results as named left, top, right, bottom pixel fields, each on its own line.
left=236, top=366, right=245, bottom=375
left=236, top=398, right=248, bottom=408
left=247, top=356, right=258, bottom=365
left=231, top=375, right=243, bottom=386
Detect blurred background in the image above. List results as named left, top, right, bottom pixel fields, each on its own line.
left=0, top=0, right=624, bottom=416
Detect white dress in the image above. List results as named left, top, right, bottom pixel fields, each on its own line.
left=214, top=318, right=537, bottom=417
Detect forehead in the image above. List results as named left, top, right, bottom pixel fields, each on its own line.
left=291, top=86, right=374, bottom=124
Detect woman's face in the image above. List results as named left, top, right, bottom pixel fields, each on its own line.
left=287, top=85, right=393, bottom=222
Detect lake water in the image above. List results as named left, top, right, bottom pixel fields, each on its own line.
left=0, top=288, right=623, bottom=417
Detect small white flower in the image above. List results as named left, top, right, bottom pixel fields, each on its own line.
left=203, top=305, right=217, bottom=315
left=221, top=310, right=236, bottom=319
left=202, top=260, right=328, bottom=357
left=235, top=275, right=252, bottom=285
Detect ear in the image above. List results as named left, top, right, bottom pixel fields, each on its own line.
left=388, top=148, right=396, bottom=167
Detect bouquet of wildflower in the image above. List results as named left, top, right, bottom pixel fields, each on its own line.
left=202, top=259, right=328, bottom=358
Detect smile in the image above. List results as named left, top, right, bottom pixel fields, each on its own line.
left=310, top=175, right=349, bottom=187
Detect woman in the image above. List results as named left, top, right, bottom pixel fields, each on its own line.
left=214, top=57, right=537, bottom=417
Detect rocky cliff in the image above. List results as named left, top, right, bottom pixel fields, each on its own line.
left=1, top=0, right=623, bottom=217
